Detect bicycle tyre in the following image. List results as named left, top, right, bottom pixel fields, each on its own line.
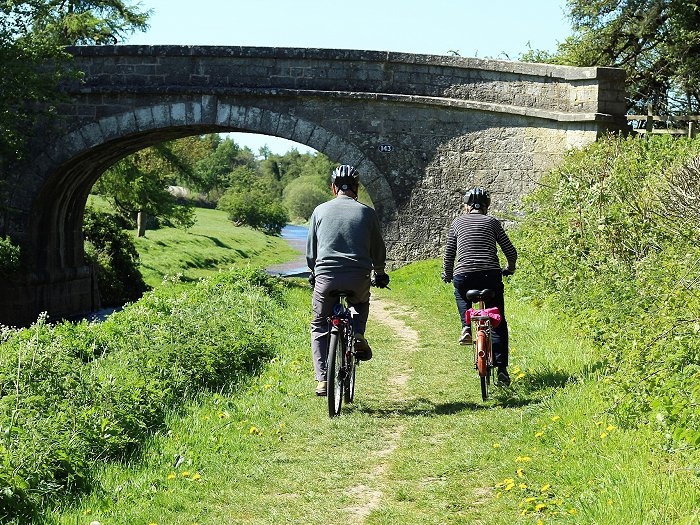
left=344, top=351, right=356, bottom=404
left=327, top=330, right=344, bottom=417
left=476, top=330, right=489, bottom=400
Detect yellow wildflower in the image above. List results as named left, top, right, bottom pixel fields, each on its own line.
left=595, top=421, right=603, bottom=427
left=192, top=473, right=202, bottom=481
left=525, top=497, right=536, bottom=503
left=535, top=431, right=544, bottom=438
left=505, top=483, right=515, bottom=491
left=492, top=443, right=501, bottom=448
left=167, top=473, right=176, bottom=480
left=516, top=468, right=525, bottom=477
left=182, top=471, right=190, bottom=477
left=249, top=426, right=259, bottom=435
left=540, top=484, right=551, bottom=492
left=519, top=483, right=528, bottom=489
left=517, top=373, right=525, bottom=379
left=608, top=499, right=614, bottom=506
left=606, top=424, right=616, bottom=431
left=535, top=503, right=546, bottom=512
left=515, top=456, right=532, bottom=462
left=569, top=508, right=577, bottom=515
left=537, top=520, right=544, bottom=525
left=600, top=432, right=608, bottom=439
left=551, top=415, right=561, bottom=421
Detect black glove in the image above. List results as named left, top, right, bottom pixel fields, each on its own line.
left=373, top=273, right=390, bottom=288
left=308, top=272, right=315, bottom=287
left=501, top=267, right=515, bottom=276
left=441, top=272, right=452, bottom=283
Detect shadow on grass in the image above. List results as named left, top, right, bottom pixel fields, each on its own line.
left=349, top=397, right=495, bottom=418
left=193, top=233, right=231, bottom=249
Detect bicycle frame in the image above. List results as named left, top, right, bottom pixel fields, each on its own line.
left=470, top=298, right=494, bottom=377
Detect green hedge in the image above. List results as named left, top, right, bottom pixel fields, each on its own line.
left=0, top=268, right=287, bottom=521
left=508, top=134, right=700, bottom=449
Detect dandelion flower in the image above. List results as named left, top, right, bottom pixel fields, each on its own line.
left=249, top=426, right=259, bottom=434
left=520, top=509, right=528, bottom=515
left=182, top=471, right=190, bottom=478
left=595, top=421, right=603, bottom=427
left=569, top=508, right=577, bottom=515
left=525, top=497, right=537, bottom=503
left=540, top=484, right=551, bottom=492
left=515, top=456, right=532, bottom=462
left=192, top=473, right=202, bottom=481
left=535, top=503, right=546, bottom=511
left=608, top=499, right=614, bottom=506
left=505, top=483, right=515, bottom=491
left=535, top=431, right=544, bottom=438
left=551, top=415, right=561, bottom=421
left=519, top=483, right=528, bottom=489
left=600, top=432, right=608, bottom=439
left=492, top=443, right=501, bottom=448
left=537, top=520, right=544, bottom=525
left=167, top=473, right=176, bottom=480
left=516, top=468, right=525, bottom=478
left=606, top=424, right=616, bottom=431
left=517, top=373, right=525, bottom=379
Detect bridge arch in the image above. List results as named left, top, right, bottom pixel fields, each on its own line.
left=23, top=100, right=396, bottom=273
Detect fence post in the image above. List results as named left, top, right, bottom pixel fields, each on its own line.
left=646, top=102, right=654, bottom=135
left=689, top=120, right=697, bottom=139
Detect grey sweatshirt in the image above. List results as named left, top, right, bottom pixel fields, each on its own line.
left=306, top=195, right=386, bottom=275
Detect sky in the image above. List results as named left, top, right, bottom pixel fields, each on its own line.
left=126, top=0, right=572, bottom=155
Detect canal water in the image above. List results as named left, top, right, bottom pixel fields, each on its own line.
left=266, top=224, right=310, bottom=278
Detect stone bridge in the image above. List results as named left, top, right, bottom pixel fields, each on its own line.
left=0, top=45, right=626, bottom=325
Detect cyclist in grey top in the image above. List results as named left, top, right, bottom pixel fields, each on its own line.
left=306, top=165, right=389, bottom=396
left=442, top=187, right=517, bottom=385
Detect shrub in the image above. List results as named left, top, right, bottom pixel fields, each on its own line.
left=83, top=207, right=149, bottom=306
left=508, top=134, right=700, bottom=448
left=217, top=189, right=288, bottom=235
left=0, top=268, right=287, bottom=520
left=0, top=236, right=20, bottom=275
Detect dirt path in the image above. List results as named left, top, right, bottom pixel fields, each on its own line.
left=343, top=296, right=420, bottom=523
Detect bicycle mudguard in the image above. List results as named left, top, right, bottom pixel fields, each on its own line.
left=465, top=307, right=502, bottom=328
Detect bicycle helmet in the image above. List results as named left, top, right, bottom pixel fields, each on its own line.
left=463, top=187, right=491, bottom=210
left=331, top=164, right=360, bottom=191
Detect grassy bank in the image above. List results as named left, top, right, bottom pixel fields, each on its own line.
left=40, top=260, right=699, bottom=525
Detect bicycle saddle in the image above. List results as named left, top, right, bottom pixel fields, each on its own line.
left=329, top=289, right=353, bottom=297
left=466, top=289, right=495, bottom=303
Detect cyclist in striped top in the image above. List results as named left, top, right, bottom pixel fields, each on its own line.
left=442, top=187, right=517, bottom=386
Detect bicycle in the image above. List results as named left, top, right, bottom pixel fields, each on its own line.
left=464, top=288, right=501, bottom=401
left=326, top=291, right=358, bottom=417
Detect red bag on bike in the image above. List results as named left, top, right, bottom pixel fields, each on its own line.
left=465, top=307, right=502, bottom=328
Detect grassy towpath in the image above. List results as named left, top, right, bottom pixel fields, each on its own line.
left=51, top=261, right=699, bottom=525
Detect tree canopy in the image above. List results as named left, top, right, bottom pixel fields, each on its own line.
left=522, top=0, right=700, bottom=114
left=0, top=1, right=150, bottom=161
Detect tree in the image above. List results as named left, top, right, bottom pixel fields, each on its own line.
left=521, top=0, right=700, bottom=114
left=282, top=176, right=330, bottom=220
left=0, top=1, right=150, bottom=161
left=94, top=141, right=200, bottom=236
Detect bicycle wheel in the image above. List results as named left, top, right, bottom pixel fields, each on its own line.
left=476, top=330, right=489, bottom=400
left=327, top=330, right=344, bottom=417
left=344, top=350, right=356, bottom=404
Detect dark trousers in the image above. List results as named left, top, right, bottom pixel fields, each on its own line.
left=453, top=270, right=509, bottom=368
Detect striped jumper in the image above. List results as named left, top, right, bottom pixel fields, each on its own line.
left=442, top=212, right=517, bottom=278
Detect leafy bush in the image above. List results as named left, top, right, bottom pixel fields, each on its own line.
left=282, top=175, right=329, bottom=220
left=0, top=236, right=20, bottom=275
left=83, top=207, right=149, bottom=306
left=217, top=189, right=288, bottom=235
left=0, top=268, right=288, bottom=520
left=508, top=134, right=700, bottom=448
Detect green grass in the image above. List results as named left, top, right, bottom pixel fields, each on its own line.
left=87, top=196, right=300, bottom=288
left=40, top=259, right=699, bottom=525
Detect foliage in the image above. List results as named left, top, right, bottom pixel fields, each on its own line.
left=82, top=207, right=148, bottom=306
left=521, top=0, right=700, bottom=113
left=282, top=175, right=330, bottom=220
left=508, top=134, right=700, bottom=448
left=94, top=143, right=198, bottom=234
left=0, top=236, right=20, bottom=275
left=0, top=1, right=150, bottom=161
left=217, top=188, right=289, bottom=236
left=0, top=268, right=287, bottom=521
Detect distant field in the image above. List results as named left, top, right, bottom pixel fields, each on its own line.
left=87, top=196, right=300, bottom=288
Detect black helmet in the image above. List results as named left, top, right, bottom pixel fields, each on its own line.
left=463, top=187, right=491, bottom=210
left=331, top=165, right=360, bottom=191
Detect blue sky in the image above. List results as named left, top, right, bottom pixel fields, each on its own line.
left=126, top=0, right=572, bottom=155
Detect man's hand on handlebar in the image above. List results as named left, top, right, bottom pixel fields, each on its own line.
left=372, top=272, right=390, bottom=288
